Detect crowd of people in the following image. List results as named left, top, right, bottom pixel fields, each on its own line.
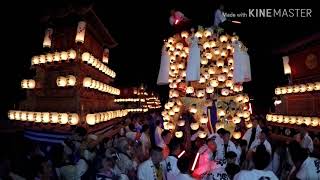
left=0, top=111, right=319, bottom=180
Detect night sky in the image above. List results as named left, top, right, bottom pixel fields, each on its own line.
left=0, top=0, right=319, bottom=120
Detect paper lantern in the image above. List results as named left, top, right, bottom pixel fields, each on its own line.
left=20, top=111, right=27, bottom=121
left=195, top=31, right=203, bottom=38
left=39, top=55, right=46, bottom=64
left=272, top=115, right=277, bottom=122
left=219, top=35, right=228, bottom=42
left=300, top=84, right=307, bottom=93
left=222, top=67, right=229, bottom=73
left=233, top=84, right=243, bottom=92
left=13, top=111, right=20, bottom=120
left=215, top=122, right=225, bottom=130
left=59, top=113, right=68, bottom=124
left=231, top=35, right=239, bottom=42
left=27, top=112, right=34, bottom=121
left=266, top=114, right=272, bottom=121
left=35, top=112, right=42, bottom=122
left=220, top=50, right=228, bottom=57
left=8, top=111, right=15, bottom=120
left=57, top=76, right=67, bottom=87
left=43, top=28, right=53, bottom=48
left=175, top=43, right=184, bottom=51
left=69, top=114, right=79, bottom=125
left=297, top=116, right=303, bottom=125
left=304, top=117, right=311, bottom=126
left=233, top=116, right=241, bottom=124
left=199, top=77, right=206, bottom=84
left=246, top=122, right=253, bottom=128
left=243, top=95, right=250, bottom=103
left=204, top=29, right=212, bottom=37
left=216, top=60, right=224, bottom=68
left=201, top=58, right=209, bottom=65
left=181, top=31, right=189, bottom=38
left=200, top=114, right=208, bottom=124
left=203, top=42, right=211, bottom=49
left=66, top=75, right=76, bottom=86
left=218, top=74, right=226, bottom=82
left=190, top=105, right=198, bottom=114
left=210, top=41, right=216, bottom=48
left=293, top=85, right=300, bottom=93
left=186, top=86, right=194, bottom=94
left=168, top=110, right=175, bottom=116
left=49, top=112, right=59, bottom=123
left=198, top=131, right=207, bottom=139
left=173, top=106, right=180, bottom=113
left=178, top=63, right=185, bottom=69
left=227, top=71, right=233, bottom=78
left=221, top=88, right=230, bottom=96
left=277, top=115, right=284, bottom=123
left=46, top=53, right=53, bottom=63
left=210, top=79, right=219, bottom=87
left=178, top=120, right=185, bottom=126
left=68, top=49, right=76, bottom=59
left=289, top=116, right=296, bottom=124
left=282, top=56, right=291, bottom=75
left=314, top=82, right=320, bottom=90
left=235, top=94, right=244, bottom=102
left=86, top=114, right=95, bottom=125
left=306, top=83, right=314, bottom=91
left=217, top=109, right=226, bottom=117
left=31, top=56, right=40, bottom=65
left=75, top=21, right=86, bottom=43
left=175, top=131, right=183, bottom=138
left=311, top=117, right=319, bottom=127
left=284, top=116, right=290, bottom=123
left=208, top=67, right=216, bottom=74
left=206, top=86, right=214, bottom=94
left=196, top=90, right=205, bottom=98
left=280, top=87, right=287, bottom=94
left=225, top=80, right=233, bottom=88
left=52, top=52, right=60, bottom=62
left=287, top=86, right=293, bottom=93
left=243, top=111, right=250, bottom=118
left=167, top=123, right=175, bottom=130
left=233, top=131, right=242, bottom=139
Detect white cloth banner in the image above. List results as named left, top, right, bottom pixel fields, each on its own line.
left=233, top=41, right=252, bottom=83
left=157, top=45, right=170, bottom=85
left=186, top=36, right=201, bottom=82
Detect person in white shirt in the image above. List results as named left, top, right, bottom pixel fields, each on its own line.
left=242, top=118, right=262, bottom=149
left=222, top=130, right=241, bottom=164
left=214, top=4, right=227, bottom=27
left=249, top=128, right=272, bottom=155
left=140, top=124, right=151, bottom=158
left=207, top=128, right=225, bottom=160
left=161, top=140, right=182, bottom=180
left=176, top=156, right=195, bottom=180
left=154, top=120, right=164, bottom=147
left=234, top=144, right=278, bottom=180
left=288, top=140, right=320, bottom=180
left=295, top=123, right=314, bottom=153
left=138, top=146, right=165, bottom=180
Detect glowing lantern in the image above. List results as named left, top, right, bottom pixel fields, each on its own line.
left=190, top=105, right=197, bottom=114
left=208, top=67, right=216, bottom=74
left=216, top=122, right=225, bottom=130
left=66, top=75, right=76, bottom=86
left=206, top=86, right=214, bottom=94
left=57, top=76, right=67, bottom=87
left=233, top=131, right=242, bottom=139
left=181, top=31, right=189, bottom=38
left=59, top=113, right=68, bottom=124
left=233, top=84, right=243, bottom=92
left=311, top=117, right=319, bottom=127
left=46, top=53, right=53, bottom=63
left=314, top=82, right=320, bottom=90
left=43, top=28, right=53, bottom=48
left=195, top=31, right=203, bottom=38
left=50, top=112, right=59, bottom=123
left=227, top=71, right=233, bottom=78
left=243, top=111, right=250, bottom=118
left=266, top=114, right=272, bottom=121
left=75, top=21, right=86, bottom=43
left=203, top=42, right=211, bottom=49
left=225, top=80, right=233, bottom=88
left=183, top=47, right=189, bottom=54
left=217, top=109, right=226, bottom=117
left=204, top=29, right=212, bottom=37
left=216, top=60, right=224, bottom=67
left=231, top=35, right=239, bottom=42
left=214, top=49, right=220, bottom=55
left=173, top=106, right=180, bottom=113
left=39, top=55, right=46, bottom=64
left=27, top=112, right=35, bottom=121
left=246, top=122, right=253, bottom=128
left=35, top=112, right=42, bottom=122
left=293, top=85, right=300, bottom=93
left=178, top=63, right=185, bottom=69
left=86, top=114, right=96, bottom=125
left=287, top=86, right=293, bottom=93
left=186, top=86, right=194, bottom=94
left=200, top=114, right=208, bottom=124
left=168, top=37, right=175, bottom=44
left=20, top=111, right=27, bottom=121
left=69, top=114, right=79, bottom=125
left=167, top=123, right=175, bottom=130
left=284, top=116, right=290, bottom=124
left=277, top=115, right=283, bottom=123
left=306, top=83, right=314, bottom=91
left=210, top=79, right=219, bottom=87
left=222, top=67, right=229, bottom=73
left=175, top=131, right=183, bottom=138
left=198, top=131, right=207, bottom=138
left=168, top=101, right=174, bottom=108
left=219, top=35, right=228, bottom=42
left=281, top=87, right=287, bottom=94
left=8, top=111, right=15, bottom=120
left=220, top=50, right=228, bottom=57
left=289, top=116, right=296, bottom=124
left=233, top=116, right=241, bottom=124
left=32, top=56, right=40, bottom=65
left=297, top=116, right=303, bottom=125
left=304, top=117, right=311, bottom=126
left=178, top=120, right=185, bottom=126
left=82, top=52, right=90, bottom=62
left=221, top=88, right=230, bottom=96
left=68, top=49, right=76, bottom=59
left=300, top=84, right=307, bottom=93
left=218, top=74, right=226, bottom=82
left=175, top=43, right=184, bottom=50
left=235, top=94, right=244, bottom=102
left=168, top=110, right=175, bottom=116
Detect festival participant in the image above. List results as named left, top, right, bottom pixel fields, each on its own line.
left=242, top=118, right=261, bottom=149
left=140, top=124, right=151, bottom=158
left=161, top=140, right=182, bottom=180
left=234, top=144, right=278, bottom=180
left=249, top=128, right=272, bottom=154
left=222, top=131, right=241, bottom=164
left=95, top=156, right=128, bottom=180
left=176, top=157, right=195, bottom=180
left=288, top=140, right=320, bottom=179
left=213, top=4, right=226, bottom=27
left=294, top=124, right=314, bottom=153
left=154, top=120, right=164, bottom=147
left=138, top=146, right=165, bottom=180
left=238, top=139, right=248, bottom=166
left=207, top=128, right=225, bottom=160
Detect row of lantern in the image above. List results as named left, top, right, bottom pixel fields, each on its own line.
left=275, top=82, right=320, bottom=95
left=86, top=110, right=128, bottom=125
left=56, top=75, right=76, bottom=87
left=81, top=52, right=116, bottom=78
left=148, top=105, right=162, bottom=109
left=83, top=77, right=120, bottom=95
left=114, top=98, right=141, bottom=102
left=21, top=79, right=36, bottom=89
left=8, top=110, right=79, bottom=125
left=31, top=50, right=77, bottom=65
left=127, top=108, right=149, bottom=112
left=266, top=114, right=319, bottom=127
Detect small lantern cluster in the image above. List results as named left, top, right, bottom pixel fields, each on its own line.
left=21, top=79, right=36, bottom=89
left=81, top=52, right=116, bottom=78
left=114, top=98, right=140, bottom=102
left=266, top=114, right=320, bottom=127
left=83, top=77, right=120, bottom=95
left=275, top=82, right=320, bottom=95
left=56, top=75, right=76, bottom=87
left=86, top=110, right=128, bottom=125
left=127, top=108, right=149, bottom=112
left=8, top=110, right=79, bottom=125
left=31, top=50, right=76, bottom=65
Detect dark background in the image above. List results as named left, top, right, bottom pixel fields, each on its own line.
left=0, top=0, right=319, bottom=121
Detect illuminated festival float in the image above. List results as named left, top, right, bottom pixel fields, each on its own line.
left=157, top=26, right=252, bottom=142
left=267, top=34, right=320, bottom=150
left=7, top=7, right=130, bottom=142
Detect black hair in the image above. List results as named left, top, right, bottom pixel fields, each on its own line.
left=224, top=130, right=231, bottom=136
left=151, top=146, right=163, bottom=153
left=177, top=156, right=190, bottom=173
left=261, top=127, right=270, bottom=136
left=128, top=123, right=136, bottom=132
left=226, top=151, right=237, bottom=159
left=300, top=123, right=307, bottom=128
left=288, top=140, right=308, bottom=164
left=168, top=139, right=181, bottom=153
left=156, top=120, right=161, bottom=126
left=253, top=144, right=270, bottom=170
left=74, top=126, right=87, bottom=137
left=161, top=130, right=171, bottom=137
left=226, top=163, right=240, bottom=179
left=240, top=139, right=248, bottom=147
left=141, top=124, right=149, bottom=133
left=217, top=128, right=226, bottom=135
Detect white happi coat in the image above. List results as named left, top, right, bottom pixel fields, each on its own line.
left=234, top=169, right=278, bottom=180
left=294, top=157, right=320, bottom=180
left=295, top=133, right=314, bottom=153
left=208, top=133, right=225, bottom=160
left=219, top=140, right=241, bottom=164
left=161, top=155, right=179, bottom=180
left=249, top=139, right=272, bottom=155
left=242, top=125, right=262, bottom=148
left=186, top=36, right=200, bottom=82
left=138, top=158, right=165, bottom=180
